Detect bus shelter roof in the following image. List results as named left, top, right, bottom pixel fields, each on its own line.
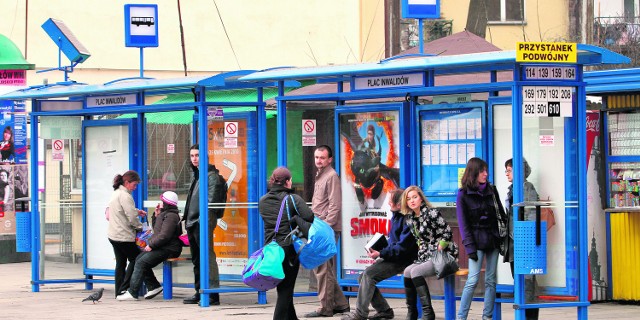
left=240, top=44, right=629, bottom=83
left=0, top=70, right=298, bottom=101
left=585, top=67, right=640, bottom=95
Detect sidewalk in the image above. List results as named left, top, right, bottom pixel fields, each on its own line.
left=0, top=261, right=638, bottom=319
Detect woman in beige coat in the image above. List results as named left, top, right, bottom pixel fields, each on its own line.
left=107, top=170, right=146, bottom=297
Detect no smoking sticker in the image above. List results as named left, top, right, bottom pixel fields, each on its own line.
left=52, top=139, right=64, bottom=161
left=224, top=122, right=238, bottom=138
left=302, top=119, right=316, bottom=136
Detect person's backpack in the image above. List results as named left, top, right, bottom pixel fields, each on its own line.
left=211, top=169, right=228, bottom=219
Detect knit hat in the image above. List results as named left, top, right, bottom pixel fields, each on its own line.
left=161, top=191, right=179, bottom=206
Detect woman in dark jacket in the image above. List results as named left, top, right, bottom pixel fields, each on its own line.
left=258, top=167, right=315, bottom=320
left=456, top=157, right=506, bottom=320
left=117, top=191, right=183, bottom=301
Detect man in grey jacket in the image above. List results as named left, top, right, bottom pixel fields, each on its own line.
left=305, top=145, right=350, bottom=317
left=183, top=144, right=222, bottom=306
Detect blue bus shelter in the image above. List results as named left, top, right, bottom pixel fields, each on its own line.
left=239, top=45, right=629, bottom=320
left=0, top=71, right=299, bottom=306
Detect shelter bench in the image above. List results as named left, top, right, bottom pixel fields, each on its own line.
left=161, top=256, right=267, bottom=304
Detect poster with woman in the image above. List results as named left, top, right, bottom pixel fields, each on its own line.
left=0, top=100, right=27, bottom=165
left=338, top=110, right=400, bottom=275
left=0, top=165, right=15, bottom=234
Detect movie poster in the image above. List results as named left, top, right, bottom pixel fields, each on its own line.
left=0, top=165, right=16, bottom=234
left=586, top=111, right=608, bottom=301
left=208, top=118, right=249, bottom=275
left=0, top=100, right=27, bottom=165
left=339, top=110, right=400, bottom=274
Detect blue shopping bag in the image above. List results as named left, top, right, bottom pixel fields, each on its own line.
left=286, top=195, right=337, bottom=269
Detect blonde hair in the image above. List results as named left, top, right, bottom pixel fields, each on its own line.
left=400, top=185, right=432, bottom=215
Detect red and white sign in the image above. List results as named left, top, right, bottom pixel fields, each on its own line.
left=302, top=136, right=317, bottom=147
left=167, top=144, right=175, bottom=154
left=0, top=70, right=26, bottom=86
left=302, top=119, right=317, bottom=146
left=302, top=119, right=316, bottom=135
left=52, top=139, right=64, bottom=161
left=224, top=122, right=238, bottom=138
left=539, top=135, right=555, bottom=147
left=224, top=137, right=238, bottom=148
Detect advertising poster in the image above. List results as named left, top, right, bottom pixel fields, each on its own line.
left=0, top=100, right=27, bottom=165
left=585, top=111, right=608, bottom=300
left=208, top=119, right=248, bottom=275
left=339, top=110, right=400, bottom=274
left=0, top=165, right=16, bottom=234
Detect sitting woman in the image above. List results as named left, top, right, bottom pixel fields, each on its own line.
left=117, top=191, right=183, bottom=301
left=401, top=186, right=458, bottom=320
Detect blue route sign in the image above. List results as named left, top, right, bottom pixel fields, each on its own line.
left=401, top=0, right=441, bottom=19
left=124, top=4, right=159, bottom=47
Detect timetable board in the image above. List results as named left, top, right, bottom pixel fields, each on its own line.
left=419, top=106, right=483, bottom=200
left=522, top=86, right=574, bottom=118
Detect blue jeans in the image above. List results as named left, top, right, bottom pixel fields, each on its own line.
left=457, top=248, right=499, bottom=320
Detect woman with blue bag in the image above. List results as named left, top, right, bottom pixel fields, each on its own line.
left=258, top=167, right=315, bottom=320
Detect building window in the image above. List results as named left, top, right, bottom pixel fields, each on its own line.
left=488, top=0, right=525, bottom=23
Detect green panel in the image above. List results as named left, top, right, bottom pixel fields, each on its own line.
left=266, top=116, right=278, bottom=183
left=287, top=110, right=304, bottom=184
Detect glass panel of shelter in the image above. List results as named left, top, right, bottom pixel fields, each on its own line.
left=493, top=103, right=574, bottom=304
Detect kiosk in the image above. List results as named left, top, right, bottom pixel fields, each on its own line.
left=585, top=68, right=640, bottom=302
left=240, top=45, right=628, bottom=320
left=0, top=72, right=298, bottom=306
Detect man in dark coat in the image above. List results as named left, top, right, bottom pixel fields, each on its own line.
left=183, top=144, right=223, bottom=306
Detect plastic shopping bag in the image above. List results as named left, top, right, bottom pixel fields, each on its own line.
left=135, top=215, right=152, bottom=250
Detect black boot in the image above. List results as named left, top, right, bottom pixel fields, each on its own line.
left=404, top=277, right=418, bottom=320
left=412, top=277, right=435, bottom=320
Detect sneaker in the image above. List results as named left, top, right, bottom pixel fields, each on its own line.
left=183, top=294, right=200, bottom=304
left=144, top=287, right=163, bottom=300
left=369, top=308, right=394, bottom=319
left=116, top=291, right=138, bottom=301
left=340, top=311, right=367, bottom=320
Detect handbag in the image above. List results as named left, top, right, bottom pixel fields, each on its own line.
left=285, top=195, right=337, bottom=269
left=135, top=215, right=152, bottom=250
left=492, top=188, right=508, bottom=256
left=178, top=233, right=190, bottom=246
left=538, top=196, right=555, bottom=231
left=541, top=207, right=556, bottom=231
left=242, top=198, right=287, bottom=290
left=431, top=250, right=459, bottom=279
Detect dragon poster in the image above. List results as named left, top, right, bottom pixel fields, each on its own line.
left=339, top=110, right=400, bottom=273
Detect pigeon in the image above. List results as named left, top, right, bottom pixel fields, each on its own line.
left=82, top=288, right=104, bottom=304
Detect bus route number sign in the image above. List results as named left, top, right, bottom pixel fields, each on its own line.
left=522, top=86, right=573, bottom=118
left=523, top=65, right=576, bottom=80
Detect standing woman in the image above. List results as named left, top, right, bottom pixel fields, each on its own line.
left=456, top=157, right=506, bottom=320
left=107, top=170, right=146, bottom=297
left=505, top=158, right=540, bottom=320
left=401, top=186, right=458, bottom=320
left=0, top=168, right=11, bottom=214
left=258, top=167, right=315, bottom=320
